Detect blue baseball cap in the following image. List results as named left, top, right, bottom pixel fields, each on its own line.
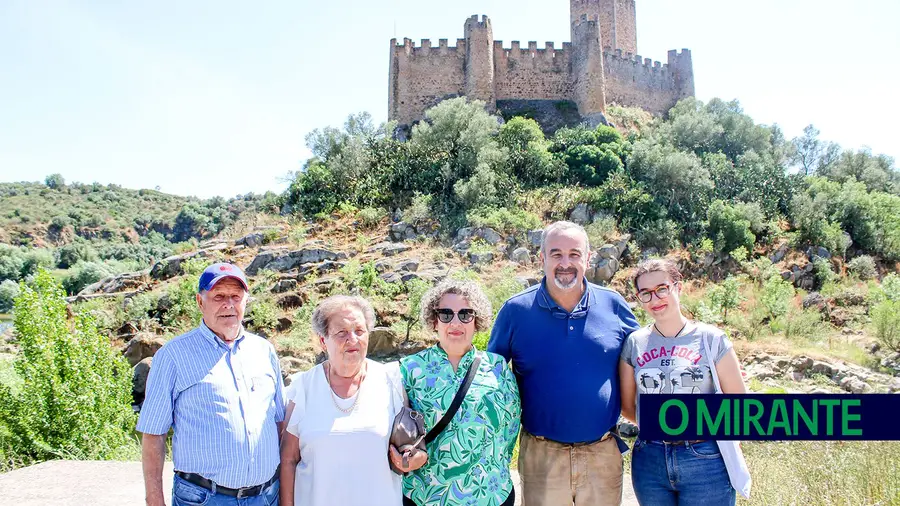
left=198, top=263, right=249, bottom=293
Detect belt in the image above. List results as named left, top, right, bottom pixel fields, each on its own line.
left=659, top=440, right=705, bottom=446
left=175, top=467, right=279, bottom=499
left=533, top=432, right=613, bottom=447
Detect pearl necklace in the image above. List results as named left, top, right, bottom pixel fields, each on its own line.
left=324, top=361, right=364, bottom=414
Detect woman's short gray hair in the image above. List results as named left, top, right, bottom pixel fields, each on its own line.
left=419, top=280, right=492, bottom=332
left=311, top=295, right=376, bottom=338
left=541, top=220, right=590, bottom=255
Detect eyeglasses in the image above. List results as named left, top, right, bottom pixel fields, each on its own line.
left=636, top=283, right=676, bottom=303
left=435, top=308, right=476, bottom=324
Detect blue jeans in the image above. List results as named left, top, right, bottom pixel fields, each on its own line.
left=172, top=475, right=280, bottom=506
left=630, top=439, right=735, bottom=506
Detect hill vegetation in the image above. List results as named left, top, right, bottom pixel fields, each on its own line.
left=1, top=96, right=899, bottom=504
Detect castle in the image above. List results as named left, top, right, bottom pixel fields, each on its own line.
left=388, top=0, right=695, bottom=127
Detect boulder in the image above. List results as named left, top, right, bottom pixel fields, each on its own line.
left=124, top=334, right=166, bottom=367
left=367, top=242, right=411, bottom=257
left=770, top=243, right=790, bottom=264
left=810, top=361, right=836, bottom=377
left=400, top=273, right=421, bottom=283
left=596, top=244, right=619, bottom=260
left=791, top=356, right=814, bottom=372
left=276, top=317, right=293, bottom=333
left=389, top=222, right=417, bottom=242
left=380, top=272, right=402, bottom=284
left=614, top=234, right=631, bottom=257
left=478, top=228, right=502, bottom=246
left=280, top=357, right=306, bottom=383
left=569, top=203, right=592, bottom=225
left=277, top=294, right=305, bottom=309
left=79, top=271, right=151, bottom=296
left=368, top=327, right=399, bottom=357
left=374, top=260, right=392, bottom=274
left=246, top=247, right=345, bottom=274
left=510, top=247, right=531, bottom=265
left=469, top=252, right=494, bottom=265
left=456, top=227, right=474, bottom=242
left=150, top=250, right=216, bottom=280
left=396, top=259, right=420, bottom=272
left=271, top=279, right=298, bottom=294
left=526, top=229, right=543, bottom=249
left=589, top=257, right=619, bottom=284
left=132, top=356, right=153, bottom=408
left=807, top=246, right=831, bottom=261
left=297, top=260, right=346, bottom=278
left=236, top=233, right=264, bottom=248
left=802, top=292, right=826, bottom=311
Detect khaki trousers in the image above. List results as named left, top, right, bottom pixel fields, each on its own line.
left=518, top=430, right=623, bottom=506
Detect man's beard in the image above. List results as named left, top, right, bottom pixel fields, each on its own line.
left=552, top=268, right=580, bottom=290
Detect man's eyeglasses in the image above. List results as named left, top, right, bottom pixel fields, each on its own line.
left=435, top=308, right=476, bottom=324
left=636, top=283, right=676, bottom=303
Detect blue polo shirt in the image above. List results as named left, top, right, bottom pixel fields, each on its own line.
left=488, top=279, right=639, bottom=444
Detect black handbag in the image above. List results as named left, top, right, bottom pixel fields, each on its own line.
left=389, top=353, right=482, bottom=474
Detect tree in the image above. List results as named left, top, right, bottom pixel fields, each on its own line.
left=498, top=117, right=563, bottom=188
left=819, top=148, right=899, bottom=194
left=0, top=270, right=136, bottom=462
left=0, top=279, right=19, bottom=313
left=44, top=174, right=65, bottom=190
left=706, top=200, right=756, bottom=254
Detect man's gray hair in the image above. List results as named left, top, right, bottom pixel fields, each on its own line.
left=540, top=220, right=591, bottom=255
left=311, top=295, right=376, bottom=338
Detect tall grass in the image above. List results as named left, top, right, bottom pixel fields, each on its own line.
left=743, top=441, right=900, bottom=505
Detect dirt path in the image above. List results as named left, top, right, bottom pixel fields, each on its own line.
left=0, top=461, right=638, bottom=505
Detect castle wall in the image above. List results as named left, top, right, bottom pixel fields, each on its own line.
left=464, top=16, right=496, bottom=109
left=571, top=0, right=637, bottom=54
left=602, top=49, right=687, bottom=115
left=493, top=41, right=572, bottom=100
left=389, top=38, right=466, bottom=126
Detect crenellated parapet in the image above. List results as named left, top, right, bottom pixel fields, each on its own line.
left=388, top=1, right=694, bottom=127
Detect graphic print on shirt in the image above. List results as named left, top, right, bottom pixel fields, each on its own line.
left=634, top=344, right=709, bottom=394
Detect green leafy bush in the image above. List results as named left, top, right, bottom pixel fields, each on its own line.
left=704, top=276, right=743, bottom=324
left=760, top=276, right=795, bottom=319
left=358, top=207, right=386, bottom=229
left=466, top=207, right=541, bottom=235
left=246, top=298, right=280, bottom=335
left=707, top=200, right=756, bottom=254
left=871, top=300, right=900, bottom=352
left=0, top=280, right=20, bottom=313
left=56, top=242, right=99, bottom=269
left=847, top=255, right=877, bottom=280
left=0, top=270, right=136, bottom=465
left=62, top=261, right=115, bottom=295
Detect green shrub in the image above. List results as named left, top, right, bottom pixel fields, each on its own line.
left=704, top=276, right=743, bottom=324
left=62, top=261, right=115, bottom=295
left=584, top=215, right=618, bottom=249
left=56, top=242, right=99, bottom=269
left=402, top=194, right=434, bottom=226
left=0, top=280, right=20, bottom=313
left=261, top=229, right=280, bottom=245
left=0, top=270, right=136, bottom=464
left=871, top=300, right=900, bottom=352
left=847, top=255, right=877, bottom=280
left=0, top=245, right=27, bottom=282
left=706, top=200, right=755, bottom=254
left=634, top=218, right=679, bottom=252
left=163, top=276, right=202, bottom=331
left=812, top=258, right=837, bottom=288
left=760, top=276, right=795, bottom=319
left=485, top=268, right=526, bottom=318
left=358, top=207, right=386, bottom=229
left=472, top=332, right=490, bottom=351
left=770, top=307, right=824, bottom=340
left=246, top=298, right=280, bottom=335
left=466, top=207, right=541, bottom=235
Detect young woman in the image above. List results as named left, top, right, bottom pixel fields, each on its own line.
left=619, top=259, right=747, bottom=505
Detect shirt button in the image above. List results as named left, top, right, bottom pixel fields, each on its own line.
left=569, top=326, right=574, bottom=331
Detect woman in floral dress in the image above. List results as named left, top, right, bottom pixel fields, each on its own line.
left=396, top=280, right=521, bottom=506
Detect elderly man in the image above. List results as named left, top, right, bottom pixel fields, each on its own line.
left=138, top=262, right=285, bottom=506
left=488, top=221, right=640, bottom=506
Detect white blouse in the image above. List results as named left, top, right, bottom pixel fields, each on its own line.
left=285, top=359, right=405, bottom=506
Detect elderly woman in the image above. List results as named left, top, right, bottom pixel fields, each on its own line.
left=280, top=295, right=406, bottom=506
left=620, top=259, right=748, bottom=505
left=396, top=280, right=521, bottom=506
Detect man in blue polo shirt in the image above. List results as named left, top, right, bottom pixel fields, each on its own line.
left=138, top=262, right=285, bottom=506
left=489, top=221, right=640, bottom=506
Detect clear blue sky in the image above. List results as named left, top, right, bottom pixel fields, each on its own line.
left=1, top=0, right=897, bottom=198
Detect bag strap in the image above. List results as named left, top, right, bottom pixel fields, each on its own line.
left=701, top=329, right=723, bottom=394
left=424, top=352, right=482, bottom=444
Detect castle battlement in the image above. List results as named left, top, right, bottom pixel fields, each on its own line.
left=388, top=0, right=694, bottom=126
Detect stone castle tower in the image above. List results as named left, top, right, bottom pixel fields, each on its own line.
left=388, top=0, right=694, bottom=127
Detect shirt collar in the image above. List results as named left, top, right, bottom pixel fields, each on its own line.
left=433, top=342, right=477, bottom=372
left=199, top=320, right=246, bottom=351
left=537, top=277, right=594, bottom=319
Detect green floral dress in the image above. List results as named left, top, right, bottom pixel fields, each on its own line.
left=400, top=345, right=521, bottom=506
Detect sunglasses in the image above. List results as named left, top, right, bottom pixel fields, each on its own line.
left=435, top=308, right=476, bottom=324
left=636, top=283, right=676, bottom=303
